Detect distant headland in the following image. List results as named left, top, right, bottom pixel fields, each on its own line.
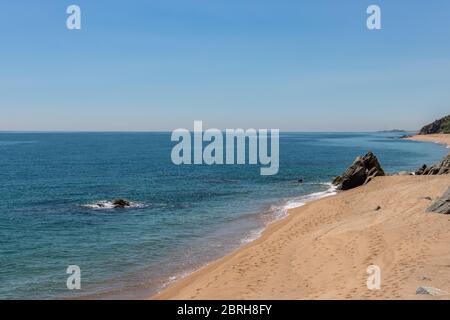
left=404, top=114, right=450, bottom=148
left=418, top=114, right=450, bottom=135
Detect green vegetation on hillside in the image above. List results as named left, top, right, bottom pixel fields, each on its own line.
left=419, top=115, right=450, bottom=135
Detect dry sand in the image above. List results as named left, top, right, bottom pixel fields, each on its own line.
left=154, top=174, right=450, bottom=300
left=406, top=134, right=450, bottom=148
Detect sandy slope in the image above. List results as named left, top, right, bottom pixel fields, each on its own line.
left=153, top=175, right=450, bottom=300
left=406, top=134, right=450, bottom=148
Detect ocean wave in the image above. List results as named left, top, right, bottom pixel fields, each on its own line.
left=0, top=141, right=36, bottom=146
left=239, top=183, right=338, bottom=243
left=274, top=183, right=337, bottom=220
left=206, top=178, right=240, bottom=184
left=291, top=183, right=337, bottom=204
left=240, top=228, right=265, bottom=245
left=82, top=200, right=147, bottom=210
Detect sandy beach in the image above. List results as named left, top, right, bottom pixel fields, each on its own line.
left=152, top=134, right=450, bottom=300
left=154, top=173, right=450, bottom=300
left=406, top=134, right=450, bottom=148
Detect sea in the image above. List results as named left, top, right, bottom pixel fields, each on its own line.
left=0, top=131, right=447, bottom=299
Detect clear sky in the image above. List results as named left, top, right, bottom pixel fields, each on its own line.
left=1, top=0, right=449, bottom=131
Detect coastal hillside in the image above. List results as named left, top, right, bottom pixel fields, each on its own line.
left=419, top=115, right=450, bottom=135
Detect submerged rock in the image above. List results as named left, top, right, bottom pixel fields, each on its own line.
left=332, top=152, right=385, bottom=190
left=427, top=187, right=450, bottom=214
left=112, top=199, right=131, bottom=208
left=83, top=199, right=138, bottom=210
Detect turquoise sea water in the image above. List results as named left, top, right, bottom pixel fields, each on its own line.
left=0, top=132, right=447, bottom=299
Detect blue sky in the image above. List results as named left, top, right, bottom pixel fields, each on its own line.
left=1, top=0, right=449, bottom=131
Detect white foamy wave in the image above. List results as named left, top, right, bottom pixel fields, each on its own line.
left=429, top=140, right=449, bottom=149
left=281, top=183, right=337, bottom=215
left=298, top=183, right=337, bottom=202
left=284, top=199, right=306, bottom=210
left=82, top=200, right=146, bottom=210
left=240, top=228, right=264, bottom=244
left=237, top=183, right=338, bottom=246
left=167, top=271, right=191, bottom=283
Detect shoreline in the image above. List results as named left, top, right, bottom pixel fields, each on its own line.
left=152, top=191, right=337, bottom=300
left=149, top=183, right=338, bottom=299
left=152, top=135, right=450, bottom=300
left=405, top=134, right=450, bottom=148
left=153, top=175, right=450, bottom=299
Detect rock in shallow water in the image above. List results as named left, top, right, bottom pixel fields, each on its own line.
left=112, top=199, right=131, bottom=208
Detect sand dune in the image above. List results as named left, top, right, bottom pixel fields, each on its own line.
left=154, top=175, right=450, bottom=300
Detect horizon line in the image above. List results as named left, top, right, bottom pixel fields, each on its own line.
left=0, top=129, right=419, bottom=133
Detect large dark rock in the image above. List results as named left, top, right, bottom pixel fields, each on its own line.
left=419, top=114, right=450, bottom=135
left=415, top=164, right=427, bottom=175
left=113, top=199, right=131, bottom=208
left=415, top=153, right=450, bottom=176
left=333, top=152, right=385, bottom=191
left=438, top=154, right=450, bottom=175
left=427, top=188, right=450, bottom=214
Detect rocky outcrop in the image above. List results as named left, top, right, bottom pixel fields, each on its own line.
left=112, top=199, right=131, bottom=208
left=332, top=152, right=385, bottom=190
left=415, top=153, right=450, bottom=176
left=415, top=164, right=427, bottom=175
left=419, top=114, right=450, bottom=135
left=416, top=286, right=449, bottom=296
left=427, top=187, right=450, bottom=214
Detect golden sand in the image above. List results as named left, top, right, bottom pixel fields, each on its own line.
left=154, top=175, right=450, bottom=300
left=406, top=134, right=450, bottom=148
